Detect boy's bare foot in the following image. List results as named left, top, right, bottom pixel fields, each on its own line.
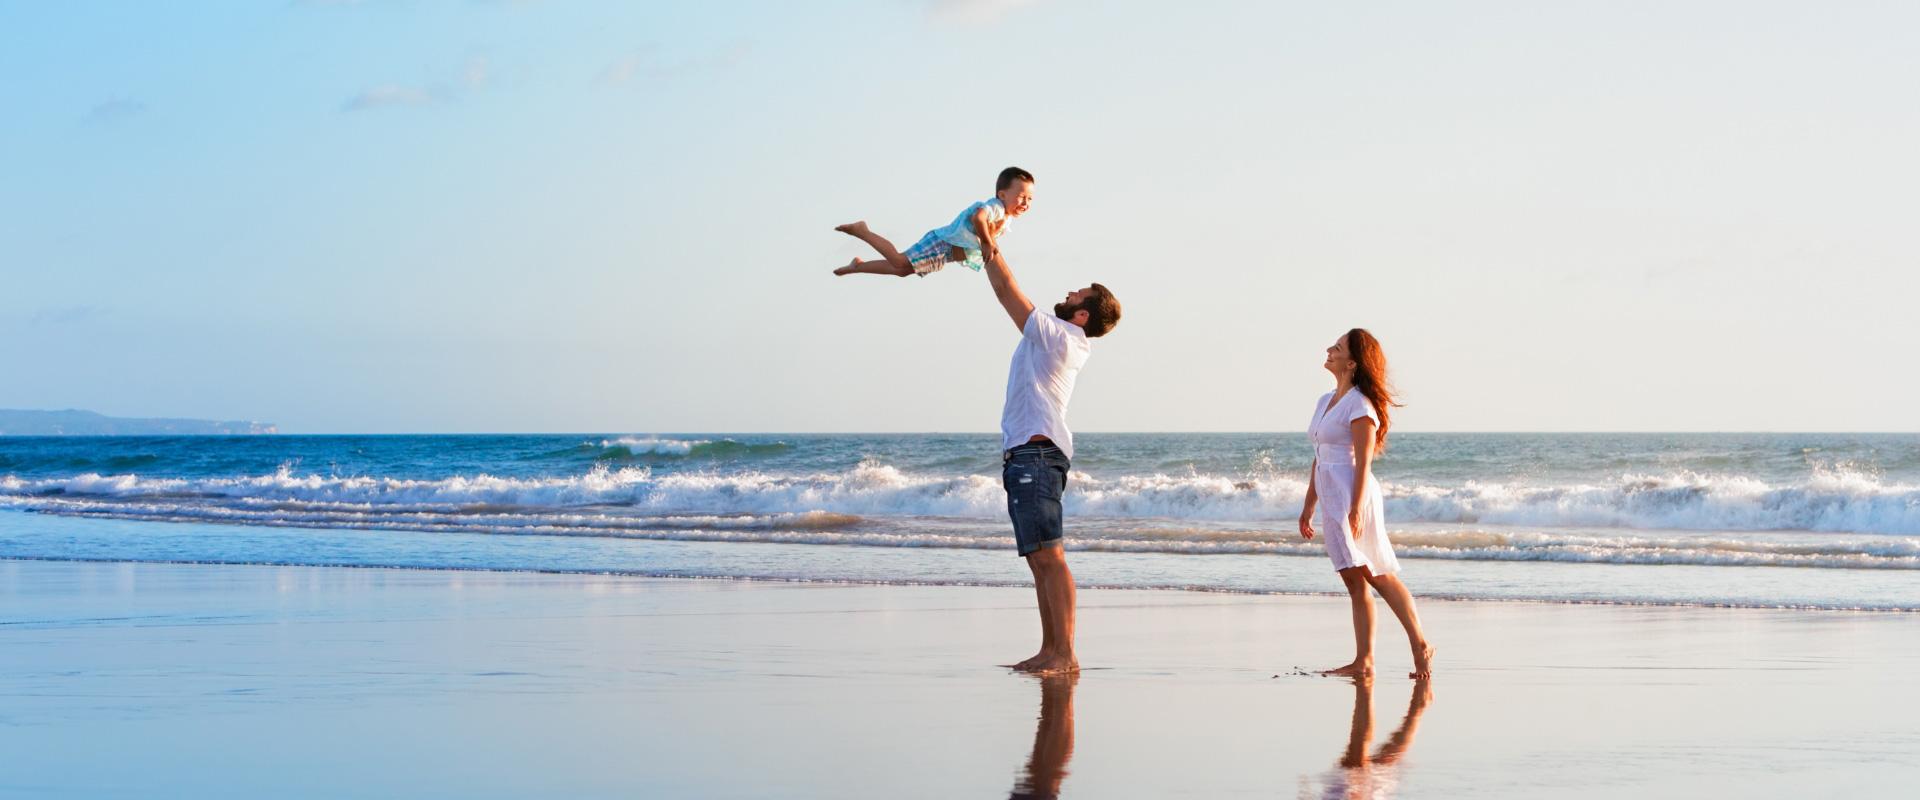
left=1320, top=660, right=1373, bottom=677
left=833, top=221, right=870, bottom=236
left=1410, top=644, right=1436, bottom=679
left=833, top=257, right=861, bottom=276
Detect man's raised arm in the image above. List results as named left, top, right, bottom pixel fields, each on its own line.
left=983, top=250, right=1036, bottom=333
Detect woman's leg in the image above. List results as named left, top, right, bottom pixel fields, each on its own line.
left=1322, top=566, right=1375, bottom=676
left=1365, top=572, right=1435, bottom=678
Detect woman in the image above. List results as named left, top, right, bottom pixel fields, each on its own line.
left=1299, top=328, right=1435, bottom=679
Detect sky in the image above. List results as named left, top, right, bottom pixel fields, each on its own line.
left=2, top=0, right=1916, bottom=433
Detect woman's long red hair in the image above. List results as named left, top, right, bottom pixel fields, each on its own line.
left=1346, top=328, right=1400, bottom=451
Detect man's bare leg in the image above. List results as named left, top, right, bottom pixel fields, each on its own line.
left=1321, top=566, right=1375, bottom=677
left=1011, top=673, right=1078, bottom=798
left=1008, top=554, right=1057, bottom=670
left=1022, top=544, right=1078, bottom=674
left=833, top=221, right=914, bottom=275
left=1365, top=571, right=1436, bottom=679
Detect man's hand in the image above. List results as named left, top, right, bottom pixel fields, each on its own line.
left=1298, top=511, right=1316, bottom=541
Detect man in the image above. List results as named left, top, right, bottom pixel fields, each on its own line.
left=982, top=250, right=1121, bottom=674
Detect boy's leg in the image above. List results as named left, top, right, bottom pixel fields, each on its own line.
left=833, top=221, right=912, bottom=271
left=834, top=257, right=914, bottom=277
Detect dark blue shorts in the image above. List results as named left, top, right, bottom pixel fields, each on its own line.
left=1002, top=442, right=1070, bottom=556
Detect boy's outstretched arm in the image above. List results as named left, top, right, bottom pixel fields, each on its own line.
left=982, top=250, right=1035, bottom=333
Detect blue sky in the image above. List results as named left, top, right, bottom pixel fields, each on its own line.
left=3, top=1, right=1916, bottom=432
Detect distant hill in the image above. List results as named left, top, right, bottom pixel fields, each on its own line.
left=0, top=409, right=277, bottom=436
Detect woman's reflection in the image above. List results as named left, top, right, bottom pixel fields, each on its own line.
left=1306, top=675, right=1433, bottom=799
left=1009, top=672, right=1077, bottom=800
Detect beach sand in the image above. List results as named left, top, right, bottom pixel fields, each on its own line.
left=2, top=559, right=1916, bottom=798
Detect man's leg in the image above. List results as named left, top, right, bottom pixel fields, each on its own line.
left=1011, top=673, right=1078, bottom=797
left=1010, top=556, right=1056, bottom=671
left=1024, top=544, right=1078, bottom=674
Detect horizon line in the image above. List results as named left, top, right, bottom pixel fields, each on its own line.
left=6, top=430, right=1919, bottom=437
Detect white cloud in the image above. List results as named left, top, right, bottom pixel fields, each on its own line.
left=595, top=43, right=750, bottom=87
left=464, top=55, right=490, bottom=90
left=343, top=54, right=494, bottom=111
left=595, top=49, right=654, bottom=86
left=342, top=85, right=436, bottom=111
left=928, top=0, right=1039, bottom=24
left=83, top=98, right=147, bottom=125
left=29, top=306, right=100, bottom=325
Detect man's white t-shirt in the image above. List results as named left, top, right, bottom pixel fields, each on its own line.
left=1001, top=309, right=1092, bottom=458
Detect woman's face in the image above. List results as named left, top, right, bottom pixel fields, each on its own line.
left=1324, top=336, right=1355, bottom=379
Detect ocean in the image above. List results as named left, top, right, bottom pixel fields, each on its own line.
left=3, top=433, right=1917, bottom=610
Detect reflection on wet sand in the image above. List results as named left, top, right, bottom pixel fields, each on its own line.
left=1301, top=676, right=1433, bottom=799
left=1009, top=673, right=1077, bottom=800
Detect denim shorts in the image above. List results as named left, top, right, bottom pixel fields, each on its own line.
left=1002, top=442, right=1070, bottom=556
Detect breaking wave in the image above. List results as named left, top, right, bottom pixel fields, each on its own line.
left=5, top=463, right=1919, bottom=534
left=3, top=461, right=1918, bottom=570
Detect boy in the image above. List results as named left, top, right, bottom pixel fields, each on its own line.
left=833, top=166, right=1034, bottom=278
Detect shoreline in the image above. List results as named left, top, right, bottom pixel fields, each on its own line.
left=4, top=553, right=1916, bottom=614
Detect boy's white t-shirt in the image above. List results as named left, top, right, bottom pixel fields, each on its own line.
left=1001, top=308, right=1092, bottom=458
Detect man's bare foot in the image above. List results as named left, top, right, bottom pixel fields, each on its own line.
left=1320, top=660, right=1373, bottom=677
left=1002, top=652, right=1047, bottom=671
left=1024, top=654, right=1080, bottom=675
left=833, top=221, right=870, bottom=236
left=1409, top=643, right=1436, bottom=679
left=833, top=257, right=861, bottom=276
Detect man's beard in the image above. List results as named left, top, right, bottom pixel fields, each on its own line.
left=1053, top=300, right=1079, bottom=320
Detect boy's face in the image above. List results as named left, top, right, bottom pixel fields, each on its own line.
left=998, top=179, right=1035, bottom=217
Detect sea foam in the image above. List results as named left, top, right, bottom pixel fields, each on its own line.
left=7, top=462, right=1920, bottom=535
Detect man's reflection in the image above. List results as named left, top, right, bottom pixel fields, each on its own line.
left=1010, top=672, right=1077, bottom=800
left=1306, top=675, right=1432, bottom=799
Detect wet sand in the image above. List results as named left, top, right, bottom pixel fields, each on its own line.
left=2, top=559, right=1916, bottom=798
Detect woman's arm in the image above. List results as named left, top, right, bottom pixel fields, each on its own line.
left=1299, top=459, right=1319, bottom=540
left=1348, top=418, right=1378, bottom=539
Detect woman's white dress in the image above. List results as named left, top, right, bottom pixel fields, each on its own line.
left=1308, top=389, right=1400, bottom=575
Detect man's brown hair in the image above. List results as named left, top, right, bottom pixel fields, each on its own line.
left=997, top=166, right=1035, bottom=191
left=1078, top=283, right=1121, bottom=338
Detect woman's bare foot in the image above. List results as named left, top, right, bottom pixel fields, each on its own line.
left=1320, top=659, right=1373, bottom=677
left=1409, top=643, right=1436, bottom=679
left=833, top=257, right=862, bottom=276
left=833, top=221, right=870, bottom=236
